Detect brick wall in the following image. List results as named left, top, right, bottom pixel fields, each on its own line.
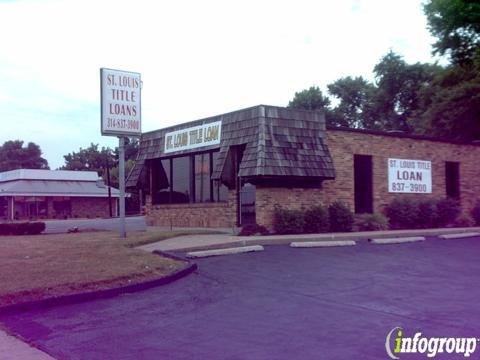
left=71, top=197, right=116, bottom=218
left=255, top=130, right=480, bottom=230
left=322, top=129, right=480, bottom=214
left=145, top=129, right=480, bottom=230
left=145, top=190, right=237, bottom=228
left=255, top=187, right=326, bottom=229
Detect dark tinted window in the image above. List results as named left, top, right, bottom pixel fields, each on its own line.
left=195, top=153, right=211, bottom=202
left=172, top=156, right=191, bottom=203
left=354, top=154, right=373, bottom=213
left=212, top=152, right=228, bottom=202
left=445, top=162, right=460, bottom=199
left=152, top=151, right=228, bottom=204
left=155, top=159, right=171, bottom=204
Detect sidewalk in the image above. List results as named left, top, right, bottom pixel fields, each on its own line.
left=137, top=226, right=480, bottom=253
left=0, top=329, right=53, bottom=360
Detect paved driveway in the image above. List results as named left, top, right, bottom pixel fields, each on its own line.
left=43, top=216, right=146, bottom=234
left=1, top=237, right=480, bottom=359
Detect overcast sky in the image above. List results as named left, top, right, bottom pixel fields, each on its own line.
left=0, top=0, right=439, bottom=169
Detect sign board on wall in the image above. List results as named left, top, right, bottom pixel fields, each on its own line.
left=388, top=158, right=432, bottom=193
left=100, top=68, right=141, bottom=136
left=164, top=121, right=222, bottom=153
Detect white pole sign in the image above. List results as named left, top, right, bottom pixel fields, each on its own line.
left=388, top=158, right=432, bottom=193
left=101, top=68, right=141, bottom=136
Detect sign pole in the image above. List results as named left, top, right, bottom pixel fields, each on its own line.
left=119, top=136, right=126, bottom=238
left=100, top=68, right=141, bottom=238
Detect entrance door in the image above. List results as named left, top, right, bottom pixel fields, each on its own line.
left=239, top=182, right=256, bottom=225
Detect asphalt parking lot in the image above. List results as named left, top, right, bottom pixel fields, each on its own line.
left=1, top=237, right=480, bottom=359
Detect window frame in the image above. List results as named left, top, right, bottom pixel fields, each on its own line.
left=152, top=149, right=228, bottom=205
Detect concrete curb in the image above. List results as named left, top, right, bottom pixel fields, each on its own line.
left=159, top=227, right=480, bottom=253
left=290, top=240, right=356, bottom=248
left=0, top=255, right=197, bottom=316
left=186, top=245, right=264, bottom=258
left=439, top=232, right=480, bottom=240
left=369, top=236, right=425, bottom=245
left=0, top=325, right=56, bottom=360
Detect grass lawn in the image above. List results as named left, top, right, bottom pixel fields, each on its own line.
left=0, top=229, right=215, bottom=308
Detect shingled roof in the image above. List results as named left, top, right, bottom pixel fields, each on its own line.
left=126, top=105, right=335, bottom=188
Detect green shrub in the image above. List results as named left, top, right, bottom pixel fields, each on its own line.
left=385, top=198, right=420, bottom=229
left=238, top=224, right=269, bottom=236
left=27, top=222, right=46, bottom=235
left=355, top=213, right=389, bottom=231
left=304, top=205, right=330, bottom=233
left=417, top=199, right=438, bottom=228
left=328, top=201, right=354, bottom=232
left=273, top=207, right=305, bottom=234
left=0, top=224, right=10, bottom=235
left=0, top=222, right=46, bottom=236
left=471, top=202, right=480, bottom=226
left=435, top=198, right=461, bottom=227
left=453, top=214, right=474, bottom=228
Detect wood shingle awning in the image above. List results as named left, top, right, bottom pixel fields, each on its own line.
left=126, top=105, right=335, bottom=189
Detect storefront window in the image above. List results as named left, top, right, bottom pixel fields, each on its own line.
left=53, top=197, right=71, bottom=219
left=172, top=156, right=191, bottom=203
left=212, top=152, right=228, bottom=202
left=152, top=151, right=228, bottom=205
left=155, top=159, right=171, bottom=204
left=195, top=153, right=211, bottom=203
left=0, top=197, right=7, bottom=219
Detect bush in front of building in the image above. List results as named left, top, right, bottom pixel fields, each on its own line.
left=304, top=205, right=330, bottom=233
left=273, top=207, right=305, bottom=234
left=417, top=199, right=438, bottom=228
left=0, top=222, right=46, bottom=236
left=385, top=198, right=419, bottom=229
left=385, top=197, right=462, bottom=229
left=453, top=214, right=474, bottom=228
left=328, top=201, right=354, bottom=232
left=435, top=198, right=461, bottom=227
left=471, top=202, right=480, bottom=226
left=238, top=224, right=269, bottom=236
left=354, top=213, right=389, bottom=231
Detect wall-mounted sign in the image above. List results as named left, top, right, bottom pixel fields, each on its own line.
left=164, top=121, right=222, bottom=153
left=100, top=68, right=141, bottom=136
left=388, top=158, right=432, bottom=193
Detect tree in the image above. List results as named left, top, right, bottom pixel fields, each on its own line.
left=61, top=139, right=139, bottom=188
left=414, top=59, right=480, bottom=140
left=0, top=140, right=49, bottom=172
left=415, top=1, right=480, bottom=140
left=61, top=143, right=116, bottom=178
left=372, top=51, right=441, bottom=132
left=327, top=76, right=377, bottom=128
left=112, top=137, right=139, bottom=163
left=288, top=86, right=331, bottom=111
left=424, top=0, right=480, bottom=65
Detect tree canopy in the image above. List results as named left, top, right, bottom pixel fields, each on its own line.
left=372, top=51, right=442, bottom=132
left=287, top=1, right=480, bottom=141
left=424, top=0, right=480, bottom=65
left=61, top=143, right=115, bottom=176
left=0, top=140, right=49, bottom=172
left=61, top=139, right=139, bottom=188
left=288, top=86, right=330, bottom=111
left=288, top=51, right=442, bottom=132
left=327, top=76, right=376, bottom=129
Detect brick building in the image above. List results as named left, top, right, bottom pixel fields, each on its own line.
left=0, top=169, right=119, bottom=220
left=127, top=105, right=480, bottom=230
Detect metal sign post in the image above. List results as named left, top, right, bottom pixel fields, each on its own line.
left=118, top=136, right=126, bottom=238
left=100, top=68, right=142, bottom=239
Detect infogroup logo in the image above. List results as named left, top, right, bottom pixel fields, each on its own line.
left=385, top=327, right=478, bottom=359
